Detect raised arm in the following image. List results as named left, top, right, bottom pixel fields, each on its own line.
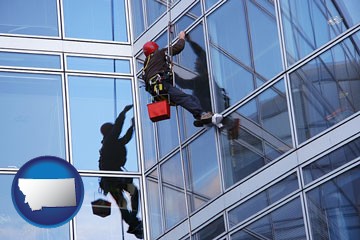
left=169, top=31, right=186, bottom=56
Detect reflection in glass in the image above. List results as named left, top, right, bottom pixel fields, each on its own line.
left=157, top=107, right=180, bottom=160
left=161, top=153, right=187, bottom=230
left=0, top=0, right=58, bottom=36
left=183, top=128, right=220, bottom=212
left=231, top=198, right=306, bottom=240
left=63, top=0, right=127, bottom=41
left=281, top=0, right=360, bottom=65
left=290, top=32, right=360, bottom=143
left=221, top=80, right=292, bottom=188
left=0, top=52, right=60, bottom=69
left=76, top=176, right=142, bottom=240
left=175, top=24, right=212, bottom=113
left=174, top=3, right=202, bottom=35
left=131, top=0, right=145, bottom=39
left=246, top=0, right=282, bottom=79
left=0, top=72, right=65, bottom=168
left=303, top=137, right=360, bottom=184
left=229, top=173, right=298, bottom=228
left=68, top=76, right=136, bottom=171
left=173, top=24, right=214, bottom=140
left=138, top=79, right=157, bottom=170
left=0, top=175, right=69, bottom=240
left=146, top=0, right=166, bottom=28
left=67, top=56, right=131, bottom=74
left=207, top=0, right=282, bottom=111
left=307, top=166, right=360, bottom=240
left=97, top=104, right=142, bottom=239
left=192, top=216, right=225, bottom=240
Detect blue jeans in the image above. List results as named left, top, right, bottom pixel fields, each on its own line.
left=162, top=81, right=203, bottom=119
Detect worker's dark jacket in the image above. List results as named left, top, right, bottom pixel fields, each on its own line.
left=143, top=39, right=185, bottom=86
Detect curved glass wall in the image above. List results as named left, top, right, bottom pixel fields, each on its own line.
left=207, top=0, right=282, bottom=112
left=281, top=0, right=360, bottom=66
left=221, top=80, right=292, bottom=187
left=290, top=30, right=360, bottom=144
left=1, top=0, right=360, bottom=240
left=306, top=165, right=360, bottom=240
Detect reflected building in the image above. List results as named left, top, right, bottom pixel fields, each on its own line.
left=0, top=0, right=360, bottom=240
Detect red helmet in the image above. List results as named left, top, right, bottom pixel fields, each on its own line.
left=143, top=41, right=159, bottom=57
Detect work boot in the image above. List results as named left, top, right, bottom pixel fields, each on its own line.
left=200, top=112, right=213, bottom=124
left=193, top=119, right=204, bottom=127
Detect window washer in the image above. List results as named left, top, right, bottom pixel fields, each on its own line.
left=142, top=30, right=213, bottom=127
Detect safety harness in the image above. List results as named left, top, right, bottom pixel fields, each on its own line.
left=143, top=53, right=174, bottom=103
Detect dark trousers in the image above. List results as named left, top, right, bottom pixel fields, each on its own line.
left=162, top=81, right=204, bottom=119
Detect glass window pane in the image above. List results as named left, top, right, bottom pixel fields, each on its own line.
left=231, top=198, right=306, bottom=240
left=138, top=79, right=157, bottom=170
left=247, top=0, right=282, bottom=79
left=210, top=46, right=254, bottom=112
left=175, top=24, right=211, bottom=112
left=183, top=128, right=221, bottom=212
left=221, top=80, right=293, bottom=187
left=207, top=0, right=251, bottom=68
left=0, top=72, right=65, bottom=168
left=76, top=176, right=142, bottom=240
left=0, top=52, right=61, bottom=69
left=174, top=3, right=202, bottom=36
left=0, top=0, right=58, bottom=36
left=0, top=175, right=69, bottom=240
left=229, top=192, right=268, bottom=228
left=161, top=154, right=187, bottom=230
left=281, top=0, right=360, bottom=65
left=146, top=176, right=163, bottom=239
left=67, top=56, right=131, bottom=74
left=307, top=166, right=360, bottom=240
left=193, top=216, right=225, bottom=240
left=209, top=0, right=270, bottom=112
left=290, top=31, right=360, bottom=143
left=63, top=0, right=127, bottom=41
left=130, top=0, right=145, bottom=39
left=229, top=173, right=298, bottom=227
left=68, top=76, right=136, bottom=171
left=157, top=107, right=179, bottom=159
left=146, top=0, right=166, bottom=27
left=303, top=137, right=360, bottom=184
left=205, top=0, right=221, bottom=11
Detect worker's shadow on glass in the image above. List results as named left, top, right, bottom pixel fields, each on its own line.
left=93, top=104, right=143, bottom=239
left=174, top=34, right=232, bottom=112
left=174, top=34, right=213, bottom=113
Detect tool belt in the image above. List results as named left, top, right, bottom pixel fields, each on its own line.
left=146, top=71, right=173, bottom=102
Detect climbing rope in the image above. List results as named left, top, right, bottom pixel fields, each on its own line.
left=166, top=0, right=175, bottom=87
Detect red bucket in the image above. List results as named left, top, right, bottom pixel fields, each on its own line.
left=147, top=99, right=170, bottom=122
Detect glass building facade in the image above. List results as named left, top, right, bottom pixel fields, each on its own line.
left=0, top=0, right=359, bottom=239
